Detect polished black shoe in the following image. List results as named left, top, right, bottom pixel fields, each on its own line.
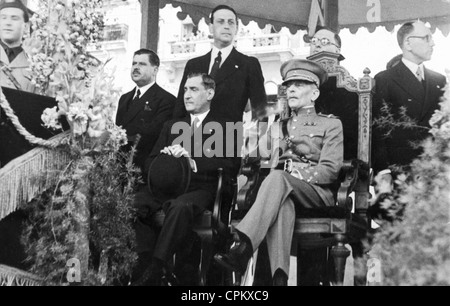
left=161, top=272, right=179, bottom=286
left=272, top=269, right=288, bottom=286
left=214, top=232, right=253, bottom=275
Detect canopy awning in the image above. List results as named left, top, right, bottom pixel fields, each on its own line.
left=159, top=0, right=450, bottom=36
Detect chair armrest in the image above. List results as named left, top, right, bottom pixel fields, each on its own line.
left=236, top=156, right=271, bottom=211
left=337, top=159, right=370, bottom=210
left=212, top=168, right=224, bottom=235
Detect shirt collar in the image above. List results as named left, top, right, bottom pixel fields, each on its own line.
left=135, top=81, right=155, bottom=98
left=190, top=110, right=210, bottom=126
left=292, top=105, right=316, bottom=117
left=211, top=44, right=234, bottom=64
left=402, top=58, right=425, bottom=79
left=0, top=40, right=23, bottom=63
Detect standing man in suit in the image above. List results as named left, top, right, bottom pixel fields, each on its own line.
left=116, top=49, right=175, bottom=172
left=372, top=21, right=447, bottom=192
left=173, top=5, right=267, bottom=124
left=309, top=27, right=359, bottom=161
left=0, top=0, right=34, bottom=92
left=134, top=73, right=240, bottom=285
left=215, top=59, right=344, bottom=286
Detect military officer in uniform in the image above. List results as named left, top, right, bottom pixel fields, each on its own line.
left=214, top=59, right=344, bottom=286
left=0, top=0, right=34, bottom=92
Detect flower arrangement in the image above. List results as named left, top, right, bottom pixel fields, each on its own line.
left=359, top=71, right=450, bottom=286
left=19, top=0, right=140, bottom=286
left=24, top=0, right=127, bottom=152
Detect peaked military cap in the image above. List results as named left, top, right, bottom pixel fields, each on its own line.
left=281, top=59, right=328, bottom=88
left=0, top=0, right=32, bottom=22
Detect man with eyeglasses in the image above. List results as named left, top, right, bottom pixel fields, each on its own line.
left=371, top=21, right=446, bottom=218
left=299, top=27, right=360, bottom=286
left=308, top=27, right=359, bottom=162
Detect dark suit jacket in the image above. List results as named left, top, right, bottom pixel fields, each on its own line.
left=173, top=48, right=267, bottom=123
left=372, top=61, right=446, bottom=172
left=145, top=113, right=241, bottom=195
left=116, top=83, right=175, bottom=170
left=315, top=76, right=359, bottom=161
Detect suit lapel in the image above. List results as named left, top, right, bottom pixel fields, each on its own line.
left=421, top=67, right=442, bottom=119
left=121, top=85, right=157, bottom=126
left=214, top=48, right=241, bottom=85
left=0, top=47, right=9, bottom=64
left=200, top=52, right=212, bottom=73
left=391, top=62, right=425, bottom=102
left=8, top=51, right=29, bottom=68
left=116, top=90, right=134, bottom=125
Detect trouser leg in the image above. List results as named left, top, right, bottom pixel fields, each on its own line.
left=153, top=190, right=213, bottom=263
left=237, top=170, right=325, bottom=277
left=265, top=197, right=295, bottom=277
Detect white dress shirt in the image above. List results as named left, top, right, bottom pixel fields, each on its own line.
left=402, top=58, right=425, bottom=81
left=134, top=81, right=155, bottom=99
left=188, top=110, right=210, bottom=173
left=209, top=44, right=234, bottom=74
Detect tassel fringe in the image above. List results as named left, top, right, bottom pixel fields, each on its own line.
left=0, top=133, right=70, bottom=221
left=0, top=265, right=42, bottom=286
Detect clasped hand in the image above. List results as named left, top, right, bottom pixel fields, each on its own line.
left=161, top=144, right=191, bottom=158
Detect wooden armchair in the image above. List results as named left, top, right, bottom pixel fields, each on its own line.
left=153, top=168, right=237, bottom=286
left=232, top=52, right=374, bottom=286
left=191, top=169, right=237, bottom=286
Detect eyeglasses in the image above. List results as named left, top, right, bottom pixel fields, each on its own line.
left=310, top=37, right=339, bottom=48
left=407, top=34, right=434, bottom=43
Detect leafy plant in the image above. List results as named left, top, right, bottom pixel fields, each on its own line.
left=360, top=73, right=450, bottom=286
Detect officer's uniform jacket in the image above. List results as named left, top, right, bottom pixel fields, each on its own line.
left=0, top=46, right=34, bottom=93
left=260, top=106, right=344, bottom=207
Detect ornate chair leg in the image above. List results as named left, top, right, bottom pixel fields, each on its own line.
left=331, top=234, right=350, bottom=286
left=198, top=235, right=213, bottom=286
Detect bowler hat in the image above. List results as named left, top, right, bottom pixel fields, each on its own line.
left=280, top=59, right=328, bottom=88
left=148, top=154, right=192, bottom=201
left=0, top=0, right=33, bottom=22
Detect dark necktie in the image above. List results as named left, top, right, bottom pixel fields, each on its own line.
left=127, top=89, right=141, bottom=111
left=210, top=51, right=222, bottom=79
left=416, top=66, right=427, bottom=89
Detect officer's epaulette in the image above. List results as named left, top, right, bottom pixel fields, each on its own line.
left=318, top=113, right=340, bottom=119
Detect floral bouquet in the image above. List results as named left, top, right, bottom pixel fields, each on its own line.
left=20, top=0, right=139, bottom=286
left=25, top=0, right=127, bottom=154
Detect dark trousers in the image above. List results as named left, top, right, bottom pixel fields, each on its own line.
left=153, top=189, right=214, bottom=263
left=133, top=185, right=214, bottom=263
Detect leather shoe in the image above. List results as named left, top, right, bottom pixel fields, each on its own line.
left=272, top=269, right=288, bottom=286
left=161, top=272, right=179, bottom=286
left=214, top=232, right=253, bottom=274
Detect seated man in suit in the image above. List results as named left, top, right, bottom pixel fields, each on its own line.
left=133, top=73, right=240, bottom=285
left=214, top=59, right=344, bottom=286
left=0, top=0, right=34, bottom=93
left=116, top=49, right=176, bottom=173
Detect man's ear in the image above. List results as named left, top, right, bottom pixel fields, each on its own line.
left=311, top=88, right=320, bottom=102
left=207, top=88, right=215, bottom=101
left=209, top=23, right=214, bottom=35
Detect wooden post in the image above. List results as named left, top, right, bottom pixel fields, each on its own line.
left=140, top=0, right=160, bottom=52
left=322, top=0, right=339, bottom=33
